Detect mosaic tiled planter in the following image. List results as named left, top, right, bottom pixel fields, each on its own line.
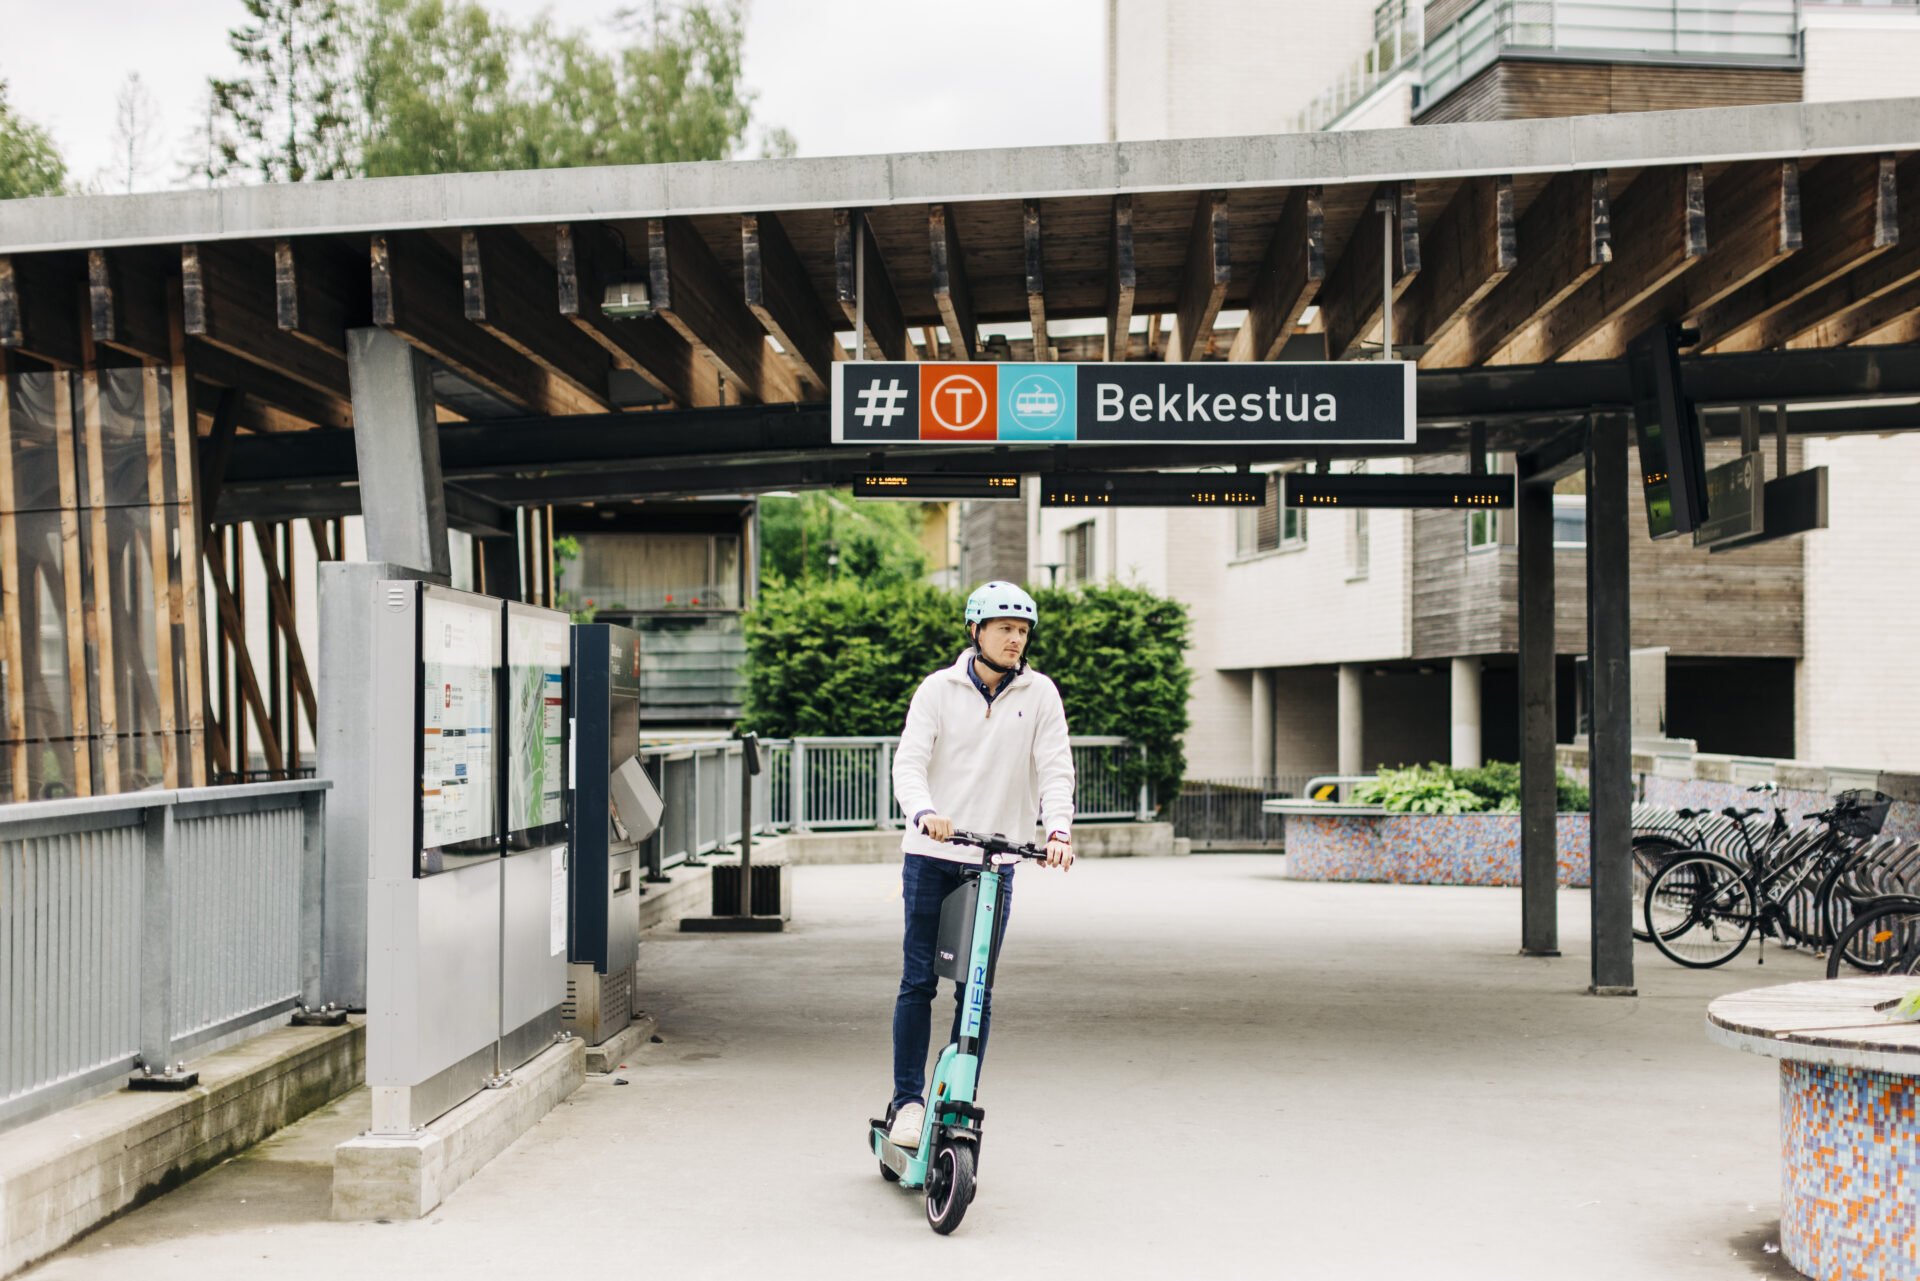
left=1274, top=807, right=1592, bottom=887
left=1709, top=977, right=1920, bottom=1281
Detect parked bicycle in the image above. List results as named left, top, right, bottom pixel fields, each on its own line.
left=1630, top=786, right=1783, bottom=943
left=1642, top=790, right=1891, bottom=969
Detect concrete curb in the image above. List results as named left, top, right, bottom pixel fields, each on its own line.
left=331, top=1036, right=585, bottom=1221
left=583, top=1014, right=658, bottom=1076
left=0, top=1018, right=364, bottom=1278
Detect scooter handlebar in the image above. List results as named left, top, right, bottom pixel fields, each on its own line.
left=931, top=826, right=1052, bottom=861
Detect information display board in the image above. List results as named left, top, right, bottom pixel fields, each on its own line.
left=833, top=361, right=1415, bottom=445
left=417, top=587, right=501, bottom=874
left=853, top=474, right=1023, bottom=500
left=1040, top=472, right=1266, bottom=507
left=506, top=602, right=571, bottom=850
left=1285, top=473, right=1515, bottom=508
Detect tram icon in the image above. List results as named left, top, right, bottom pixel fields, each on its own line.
left=1013, top=387, right=1059, bottom=417
left=1001, top=369, right=1075, bottom=439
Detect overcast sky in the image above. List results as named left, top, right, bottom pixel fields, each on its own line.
left=4, top=0, right=1108, bottom=191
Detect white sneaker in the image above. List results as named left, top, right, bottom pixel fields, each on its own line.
left=888, top=1102, right=925, bottom=1149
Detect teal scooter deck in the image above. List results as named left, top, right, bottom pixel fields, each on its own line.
left=872, top=829, right=1051, bottom=1233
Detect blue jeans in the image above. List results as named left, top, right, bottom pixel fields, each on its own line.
left=891, top=854, right=1013, bottom=1113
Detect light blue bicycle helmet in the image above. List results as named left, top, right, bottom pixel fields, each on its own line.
left=965, top=581, right=1038, bottom=629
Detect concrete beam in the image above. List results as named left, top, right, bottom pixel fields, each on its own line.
left=345, top=327, right=451, bottom=578
left=8, top=99, right=1920, bottom=255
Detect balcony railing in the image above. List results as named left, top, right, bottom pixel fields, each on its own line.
left=1419, top=0, right=1803, bottom=110
left=1290, top=8, right=1425, bottom=133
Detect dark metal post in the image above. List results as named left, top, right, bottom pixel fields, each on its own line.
left=1586, top=413, right=1636, bottom=996
left=738, top=735, right=760, bottom=917
left=1517, top=475, right=1559, bottom=956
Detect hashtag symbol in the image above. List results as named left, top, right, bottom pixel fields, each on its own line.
left=854, top=378, right=909, bottom=428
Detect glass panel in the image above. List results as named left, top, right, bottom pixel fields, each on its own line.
left=418, top=587, right=501, bottom=874
left=505, top=604, right=570, bottom=847
left=106, top=730, right=178, bottom=794
left=4, top=371, right=67, bottom=514
left=100, top=505, right=166, bottom=740
left=15, top=510, right=75, bottom=744
left=560, top=533, right=738, bottom=612
left=629, top=615, right=747, bottom=711
left=82, top=367, right=157, bottom=509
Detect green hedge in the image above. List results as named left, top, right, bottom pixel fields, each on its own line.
left=1352, top=762, right=1591, bottom=814
left=739, top=579, right=1192, bottom=806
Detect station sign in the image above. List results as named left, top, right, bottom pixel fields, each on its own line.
left=832, top=361, right=1415, bottom=446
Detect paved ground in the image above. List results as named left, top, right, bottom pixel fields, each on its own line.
left=29, top=856, right=1819, bottom=1280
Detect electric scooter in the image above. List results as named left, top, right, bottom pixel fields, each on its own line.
left=868, top=828, right=1051, bottom=1234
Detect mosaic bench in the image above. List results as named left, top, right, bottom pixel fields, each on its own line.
left=1263, top=802, right=1592, bottom=887
left=1708, top=977, right=1920, bottom=1281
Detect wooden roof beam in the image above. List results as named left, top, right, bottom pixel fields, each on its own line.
left=928, top=204, right=980, bottom=362
left=1777, top=155, right=1920, bottom=349
left=1562, top=159, right=1801, bottom=362
left=1230, top=185, right=1325, bottom=363
left=555, top=222, right=722, bottom=409
left=183, top=241, right=354, bottom=422
left=372, top=230, right=595, bottom=416
left=461, top=227, right=613, bottom=410
left=1104, top=196, right=1135, bottom=363
left=1324, top=181, right=1421, bottom=361
left=1422, top=171, right=1608, bottom=369
left=834, top=209, right=908, bottom=361
left=648, top=216, right=797, bottom=404
left=1790, top=275, right=1920, bottom=348
left=272, top=237, right=354, bottom=356
left=1498, top=165, right=1705, bottom=366
left=190, top=338, right=350, bottom=431
left=1166, top=191, right=1231, bottom=362
left=1698, top=153, right=1897, bottom=352
left=1023, top=200, right=1051, bottom=361
left=0, top=253, right=83, bottom=368
left=1396, top=177, right=1513, bottom=355
left=87, top=247, right=172, bottom=362
left=742, top=211, right=837, bottom=394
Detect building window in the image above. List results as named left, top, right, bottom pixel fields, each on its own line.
left=1235, top=473, right=1306, bottom=558
left=1064, top=521, right=1095, bottom=585
left=1465, top=452, right=1498, bottom=552
left=558, top=533, right=743, bottom=612
left=1552, top=494, right=1587, bottom=548
left=1348, top=463, right=1369, bottom=580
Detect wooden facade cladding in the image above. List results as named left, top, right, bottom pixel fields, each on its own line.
left=1415, top=60, right=1803, bottom=126
left=1409, top=439, right=1805, bottom=661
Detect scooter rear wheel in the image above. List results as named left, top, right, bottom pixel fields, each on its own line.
left=925, top=1143, right=975, bottom=1234
left=879, top=1160, right=900, bottom=1183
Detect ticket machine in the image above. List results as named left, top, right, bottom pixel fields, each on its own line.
left=564, top=624, right=660, bottom=1044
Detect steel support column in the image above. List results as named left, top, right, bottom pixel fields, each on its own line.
left=1585, top=414, right=1636, bottom=995
left=1517, top=477, right=1559, bottom=956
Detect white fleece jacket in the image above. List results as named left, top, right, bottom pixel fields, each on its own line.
left=892, top=650, right=1076, bottom=864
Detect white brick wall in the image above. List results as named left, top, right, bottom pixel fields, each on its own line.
left=1112, top=0, right=1381, bottom=140
left=1798, top=433, right=1920, bottom=771
left=1802, top=10, right=1920, bottom=103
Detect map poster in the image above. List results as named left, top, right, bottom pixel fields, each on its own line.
left=419, top=591, right=500, bottom=862
left=508, top=607, right=570, bottom=839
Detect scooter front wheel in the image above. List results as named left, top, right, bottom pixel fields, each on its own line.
left=925, top=1143, right=975, bottom=1234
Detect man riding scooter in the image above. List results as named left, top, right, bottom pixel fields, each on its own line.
left=882, top=581, right=1076, bottom=1153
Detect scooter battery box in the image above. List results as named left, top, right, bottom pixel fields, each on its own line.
left=934, top=880, right=981, bottom=983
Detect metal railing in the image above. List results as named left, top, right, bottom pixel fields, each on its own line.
left=633, top=736, right=1148, bottom=861
left=1291, top=2, right=1425, bottom=133
left=1, top=779, right=328, bottom=1132
left=1419, top=0, right=1801, bottom=109
left=1170, top=776, right=1318, bottom=849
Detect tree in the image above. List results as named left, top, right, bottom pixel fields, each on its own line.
left=103, top=72, right=162, bottom=194
left=352, top=0, right=527, bottom=176
left=758, top=491, right=929, bottom=588
left=0, top=80, right=67, bottom=199
left=207, top=0, right=354, bottom=183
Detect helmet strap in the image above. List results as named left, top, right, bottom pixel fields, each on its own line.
left=969, top=624, right=1027, bottom=676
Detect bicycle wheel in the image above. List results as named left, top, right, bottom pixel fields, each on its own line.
left=1826, top=900, right=1920, bottom=979
left=1631, top=836, right=1686, bottom=943
left=1646, top=854, right=1756, bottom=968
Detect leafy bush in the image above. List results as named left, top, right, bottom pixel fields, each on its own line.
left=738, top=579, right=1192, bottom=807
left=1354, top=761, right=1589, bottom=813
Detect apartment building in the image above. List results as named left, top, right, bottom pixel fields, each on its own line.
left=1021, top=0, right=1920, bottom=777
